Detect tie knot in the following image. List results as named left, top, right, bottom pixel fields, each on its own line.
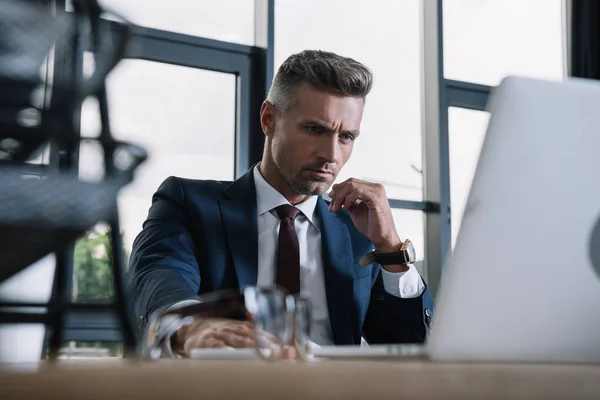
left=275, top=204, right=301, bottom=221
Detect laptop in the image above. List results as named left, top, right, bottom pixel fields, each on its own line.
left=427, top=75, right=600, bottom=363
left=192, top=76, right=600, bottom=363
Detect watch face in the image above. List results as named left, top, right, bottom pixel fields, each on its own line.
left=404, top=240, right=416, bottom=263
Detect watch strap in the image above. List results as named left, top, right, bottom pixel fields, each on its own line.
left=359, top=249, right=410, bottom=266
left=374, top=250, right=410, bottom=265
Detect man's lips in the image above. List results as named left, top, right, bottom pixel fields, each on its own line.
left=306, top=169, right=334, bottom=178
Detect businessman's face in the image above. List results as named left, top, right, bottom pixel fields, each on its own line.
left=262, top=83, right=364, bottom=197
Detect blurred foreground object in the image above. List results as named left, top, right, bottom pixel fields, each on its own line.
left=0, top=0, right=146, bottom=360
left=146, top=287, right=312, bottom=361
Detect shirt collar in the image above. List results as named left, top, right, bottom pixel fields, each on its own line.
left=253, top=165, right=318, bottom=226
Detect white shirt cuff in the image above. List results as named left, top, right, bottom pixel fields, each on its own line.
left=157, top=299, right=202, bottom=358
left=380, top=264, right=426, bottom=298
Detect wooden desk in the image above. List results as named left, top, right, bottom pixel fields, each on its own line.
left=1, top=359, right=599, bottom=400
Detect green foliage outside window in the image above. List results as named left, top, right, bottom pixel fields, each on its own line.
left=64, top=227, right=130, bottom=357
left=73, top=227, right=129, bottom=303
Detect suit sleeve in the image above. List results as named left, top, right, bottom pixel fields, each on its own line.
left=127, top=176, right=202, bottom=333
left=362, top=265, right=435, bottom=344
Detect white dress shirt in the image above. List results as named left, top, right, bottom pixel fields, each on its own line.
left=159, top=166, right=425, bottom=355
left=252, top=166, right=425, bottom=345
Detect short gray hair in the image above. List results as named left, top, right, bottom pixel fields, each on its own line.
left=267, top=50, right=373, bottom=113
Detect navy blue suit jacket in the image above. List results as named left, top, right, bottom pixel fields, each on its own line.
left=128, top=168, right=435, bottom=345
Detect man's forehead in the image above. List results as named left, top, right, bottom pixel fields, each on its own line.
left=291, top=84, right=364, bottom=122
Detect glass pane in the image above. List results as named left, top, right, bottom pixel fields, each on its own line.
left=275, top=0, right=423, bottom=201
left=449, top=107, right=490, bottom=248
left=443, top=0, right=564, bottom=85
left=76, top=59, right=236, bottom=302
left=96, top=0, right=255, bottom=45
left=390, top=209, right=425, bottom=275
left=0, top=255, right=55, bottom=363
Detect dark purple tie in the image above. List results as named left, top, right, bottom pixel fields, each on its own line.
left=275, top=205, right=301, bottom=294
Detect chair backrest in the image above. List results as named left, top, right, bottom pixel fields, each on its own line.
left=0, top=0, right=147, bottom=282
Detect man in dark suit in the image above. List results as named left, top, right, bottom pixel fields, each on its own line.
left=128, top=49, right=435, bottom=357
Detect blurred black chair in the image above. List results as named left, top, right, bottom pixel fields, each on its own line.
left=0, top=0, right=146, bottom=359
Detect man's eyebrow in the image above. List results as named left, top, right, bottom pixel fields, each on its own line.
left=304, top=119, right=360, bottom=136
left=305, top=120, right=334, bottom=131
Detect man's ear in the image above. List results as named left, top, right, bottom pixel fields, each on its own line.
left=260, top=101, right=276, bottom=138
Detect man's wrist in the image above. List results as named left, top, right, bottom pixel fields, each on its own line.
left=146, top=314, right=193, bottom=358
left=374, top=238, right=402, bottom=254
left=381, top=263, right=410, bottom=273
left=373, top=238, right=410, bottom=272
left=149, top=299, right=202, bottom=358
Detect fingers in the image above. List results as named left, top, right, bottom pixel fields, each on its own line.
left=183, top=335, right=232, bottom=356
left=181, top=318, right=252, bottom=352
left=255, top=330, right=286, bottom=359
left=283, top=345, right=297, bottom=360
left=329, top=178, right=383, bottom=213
left=328, top=183, right=353, bottom=213
left=215, top=331, right=256, bottom=348
left=203, top=337, right=232, bottom=348
left=220, top=322, right=254, bottom=337
left=182, top=318, right=303, bottom=359
left=193, top=320, right=256, bottom=349
left=342, top=190, right=362, bottom=212
left=328, top=179, right=357, bottom=213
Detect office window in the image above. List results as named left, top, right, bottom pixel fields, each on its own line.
left=275, top=0, right=423, bottom=201
left=0, top=255, right=55, bottom=363
left=77, top=59, right=237, bottom=302
left=443, top=0, right=564, bottom=85
left=95, top=0, right=256, bottom=45
left=448, top=107, right=490, bottom=248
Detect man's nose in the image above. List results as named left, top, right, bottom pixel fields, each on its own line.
left=317, top=135, right=339, bottom=164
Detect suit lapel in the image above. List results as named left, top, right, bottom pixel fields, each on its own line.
left=218, top=169, right=258, bottom=288
left=317, top=197, right=355, bottom=345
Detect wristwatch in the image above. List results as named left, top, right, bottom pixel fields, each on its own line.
left=359, top=239, right=416, bottom=266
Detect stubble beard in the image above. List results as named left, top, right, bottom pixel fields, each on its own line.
left=287, top=172, right=331, bottom=197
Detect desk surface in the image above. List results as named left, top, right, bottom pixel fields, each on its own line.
left=1, top=358, right=599, bottom=400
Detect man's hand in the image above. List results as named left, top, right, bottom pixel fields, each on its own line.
left=328, top=178, right=408, bottom=272
left=172, top=317, right=300, bottom=359
left=173, top=318, right=255, bottom=357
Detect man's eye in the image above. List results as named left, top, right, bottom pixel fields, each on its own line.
left=340, top=134, right=355, bottom=142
